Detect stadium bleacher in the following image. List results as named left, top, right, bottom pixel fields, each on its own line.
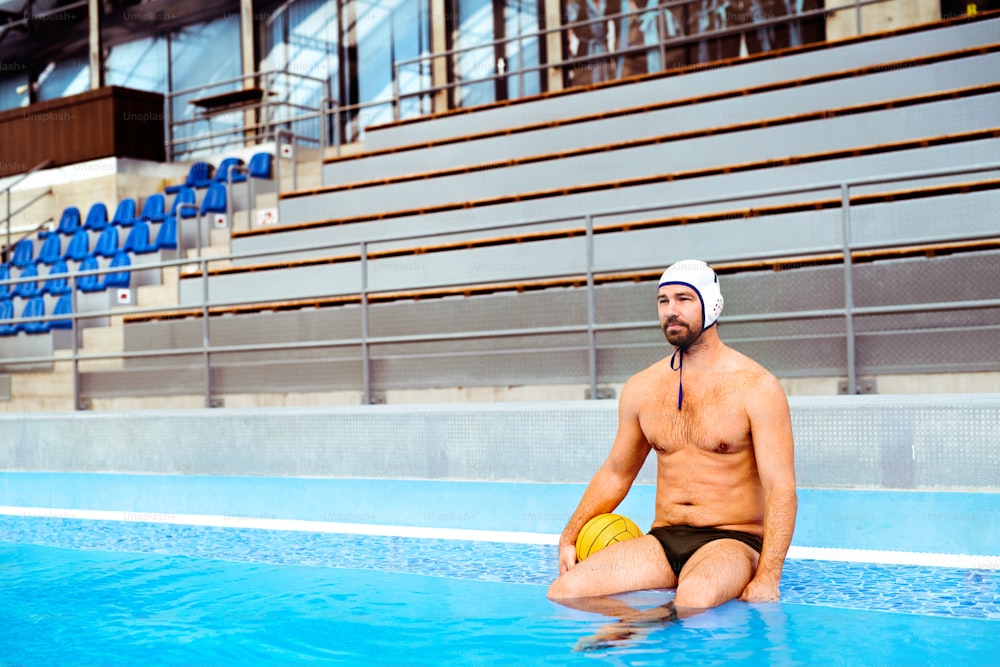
left=1, top=9, right=998, bottom=410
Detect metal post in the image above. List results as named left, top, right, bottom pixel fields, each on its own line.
left=225, top=167, right=234, bottom=232
left=855, top=0, right=862, bottom=35
left=319, top=96, right=329, bottom=151
left=5, top=190, right=9, bottom=257
left=360, top=241, right=372, bottom=404
left=657, top=8, right=668, bottom=74
left=165, top=37, right=173, bottom=162
left=88, top=0, right=103, bottom=90
left=273, top=130, right=282, bottom=198
left=195, top=213, right=203, bottom=258
left=585, top=214, right=598, bottom=400
left=201, top=255, right=213, bottom=407
left=392, top=62, right=400, bottom=122
left=841, top=183, right=858, bottom=394
left=70, top=274, right=81, bottom=410
left=333, top=101, right=342, bottom=157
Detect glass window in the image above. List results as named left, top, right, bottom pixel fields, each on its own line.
left=501, top=1, right=544, bottom=99
left=450, top=0, right=545, bottom=107
left=262, top=0, right=338, bottom=149
left=169, top=16, right=242, bottom=158
left=452, top=0, right=497, bottom=107
left=36, top=56, right=90, bottom=102
left=343, top=0, right=431, bottom=140
left=105, top=36, right=169, bottom=93
left=0, top=70, right=29, bottom=112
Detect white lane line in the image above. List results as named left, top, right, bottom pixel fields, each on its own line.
left=3, top=506, right=999, bottom=569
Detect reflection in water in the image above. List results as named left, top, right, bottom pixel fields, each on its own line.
left=552, top=591, right=791, bottom=653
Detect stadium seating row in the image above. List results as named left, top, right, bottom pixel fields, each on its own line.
left=0, top=152, right=275, bottom=337
left=1, top=252, right=131, bottom=299
left=0, top=295, right=73, bottom=335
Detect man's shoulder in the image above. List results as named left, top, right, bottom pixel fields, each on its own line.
left=626, top=356, right=671, bottom=386
left=722, top=346, right=785, bottom=391
left=720, top=349, right=790, bottom=411
left=619, top=358, right=670, bottom=402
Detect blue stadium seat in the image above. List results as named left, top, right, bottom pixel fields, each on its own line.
left=0, top=265, right=11, bottom=299
left=42, top=260, right=71, bottom=296
left=165, top=161, right=214, bottom=194
left=63, top=229, right=90, bottom=262
left=92, top=226, right=120, bottom=259
left=247, top=152, right=272, bottom=180
left=200, top=182, right=227, bottom=216
left=169, top=187, right=198, bottom=219
left=50, top=293, right=74, bottom=330
left=103, top=251, right=131, bottom=289
left=83, top=202, right=109, bottom=232
left=54, top=207, right=81, bottom=236
left=154, top=215, right=178, bottom=250
left=111, top=198, right=138, bottom=227
left=12, top=239, right=34, bottom=268
left=36, top=233, right=63, bottom=266
left=13, top=264, right=40, bottom=299
left=123, top=221, right=154, bottom=254
left=139, top=194, right=166, bottom=224
left=77, top=256, right=104, bottom=293
left=215, top=157, right=245, bottom=184
left=21, top=296, right=49, bottom=334
left=0, top=298, right=16, bottom=336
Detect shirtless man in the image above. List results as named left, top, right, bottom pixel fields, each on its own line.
left=547, top=259, right=797, bottom=611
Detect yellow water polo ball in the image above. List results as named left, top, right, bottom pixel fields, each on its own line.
left=576, top=513, right=643, bottom=561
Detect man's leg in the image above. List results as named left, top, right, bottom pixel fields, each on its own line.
left=674, top=538, right=759, bottom=609
left=548, top=535, right=677, bottom=599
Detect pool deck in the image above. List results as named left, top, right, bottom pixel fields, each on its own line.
left=1, top=396, right=998, bottom=569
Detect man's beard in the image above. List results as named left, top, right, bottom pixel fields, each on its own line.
left=662, top=319, right=702, bottom=348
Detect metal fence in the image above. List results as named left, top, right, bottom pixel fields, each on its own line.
left=2, top=156, right=997, bottom=409
left=161, top=0, right=899, bottom=155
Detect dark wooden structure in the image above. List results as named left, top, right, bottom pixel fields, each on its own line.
left=0, top=86, right=165, bottom=177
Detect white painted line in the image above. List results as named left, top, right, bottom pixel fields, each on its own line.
left=0, top=506, right=558, bottom=545
left=3, top=506, right=999, bottom=569
left=787, top=545, right=1000, bottom=570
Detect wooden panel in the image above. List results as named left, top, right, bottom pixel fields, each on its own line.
left=0, top=86, right=165, bottom=177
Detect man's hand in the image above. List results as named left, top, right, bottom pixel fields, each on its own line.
left=739, top=576, right=781, bottom=603
left=558, top=543, right=578, bottom=574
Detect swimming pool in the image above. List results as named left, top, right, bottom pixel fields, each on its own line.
left=2, top=484, right=999, bottom=664
left=2, top=399, right=998, bottom=663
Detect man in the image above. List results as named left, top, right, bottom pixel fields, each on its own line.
left=548, top=259, right=797, bottom=612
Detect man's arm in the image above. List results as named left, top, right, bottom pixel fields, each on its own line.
left=740, top=373, right=798, bottom=602
left=558, top=378, right=652, bottom=573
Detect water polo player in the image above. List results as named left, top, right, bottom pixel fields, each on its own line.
left=548, top=259, right=798, bottom=613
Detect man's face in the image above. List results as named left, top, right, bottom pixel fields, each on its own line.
left=657, top=285, right=704, bottom=347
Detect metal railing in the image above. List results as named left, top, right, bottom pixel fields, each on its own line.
left=390, top=0, right=877, bottom=123
left=2, top=159, right=997, bottom=409
left=157, top=0, right=907, bottom=160
left=164, top=69, right=333, bottom=162
left=1, top=160, right=53, bottom=263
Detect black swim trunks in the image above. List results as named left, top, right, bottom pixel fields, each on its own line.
left=648, top=525, right=763, bottom=577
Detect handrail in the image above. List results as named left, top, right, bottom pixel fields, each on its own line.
left=164, top=68, right=332, bottom=162
left=1, top=159, right=997, bottom=406
left=183, top=160, right=1000, bottom=282
left=2, top=159, right=53, bottom=255
left=389, top=0, right=881, bottom=120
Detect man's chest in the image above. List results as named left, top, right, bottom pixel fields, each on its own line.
left=638, top=384, right=752, bottom=455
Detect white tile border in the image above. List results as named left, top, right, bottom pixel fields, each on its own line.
left=3, top=506, right=999, bottom=570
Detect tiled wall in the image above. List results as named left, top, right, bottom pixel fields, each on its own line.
left=1, top=395, right=998, bottom=490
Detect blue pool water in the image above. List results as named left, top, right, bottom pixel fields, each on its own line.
left=2, top=516, right=1000, bottom=665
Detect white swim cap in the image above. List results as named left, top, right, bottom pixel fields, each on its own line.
left=658, top=260, right=724, bottom=329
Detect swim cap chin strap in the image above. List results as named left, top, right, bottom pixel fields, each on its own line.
left=670, top=347, right=685, bottom=410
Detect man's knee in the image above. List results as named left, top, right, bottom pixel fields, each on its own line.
left=673, top=584, right=731, bottom=610
left=547, top=572, right=582, bottom=600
